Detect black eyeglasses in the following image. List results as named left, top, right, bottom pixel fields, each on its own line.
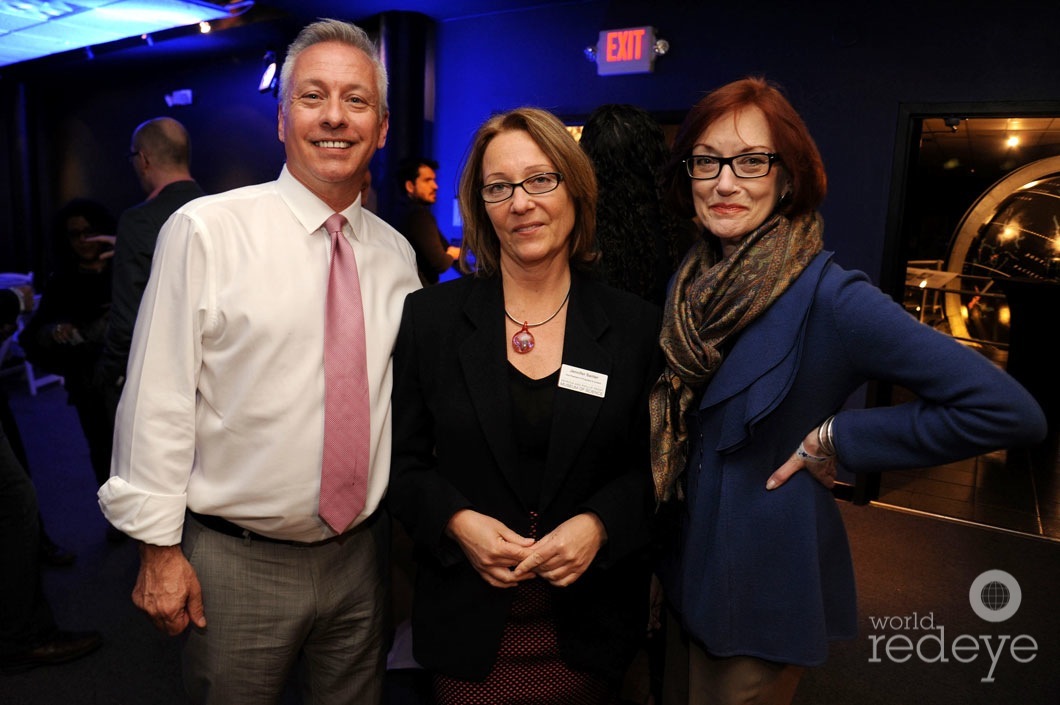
left=480, top=172, right=563, bottom=203
left=683, top=152, right=778, bottom=180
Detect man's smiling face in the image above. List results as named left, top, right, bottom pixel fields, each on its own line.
left=278, top=40, right=388, bottom=211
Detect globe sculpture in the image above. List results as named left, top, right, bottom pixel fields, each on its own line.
left=944, top=155, right=1060, bottom=344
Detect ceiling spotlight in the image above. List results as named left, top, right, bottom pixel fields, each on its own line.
left=199, top=21, right=211, bottom=33
left=165, top=89, right=193, bottom=107
left=258, top=50, right=278, bottom=95
left=654, top=38, right=670, bottom=56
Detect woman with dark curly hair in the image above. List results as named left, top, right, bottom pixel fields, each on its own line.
left=22, top=198, right=115, bottom=488
left=579, top=104, right=695, bottom=306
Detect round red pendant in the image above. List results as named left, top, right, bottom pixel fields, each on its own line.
left=512, top=322, right=535, bottom=354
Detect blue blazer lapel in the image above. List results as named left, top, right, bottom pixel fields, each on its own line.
left=699, top=253, right=832, bottom=452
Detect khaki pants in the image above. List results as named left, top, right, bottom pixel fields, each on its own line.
left=662, top=608, right=804, bottom=705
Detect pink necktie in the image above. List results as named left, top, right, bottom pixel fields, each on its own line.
left=318, top=213, right=370, bottom=533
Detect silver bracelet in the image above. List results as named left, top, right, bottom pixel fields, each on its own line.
left=817, top=416, right=836, bottom=456
left=796, top=441, right=829, bottom=463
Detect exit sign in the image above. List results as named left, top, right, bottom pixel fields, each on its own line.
left=596, top=26, right=657, bottom=76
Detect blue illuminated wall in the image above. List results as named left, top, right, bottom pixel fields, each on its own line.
left=3, top=0, right=1060, bottom=288
left=426, top=0, right=1060, bottom=286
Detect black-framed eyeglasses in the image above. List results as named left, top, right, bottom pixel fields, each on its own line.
left=480, top=172, right=563, bottom=203
left=683, top=152, right=778, bottom=180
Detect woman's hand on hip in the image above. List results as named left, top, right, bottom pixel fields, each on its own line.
left=766, top=427, right=837, bottom=491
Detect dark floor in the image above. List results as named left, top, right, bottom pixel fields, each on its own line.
left=3, top=366, right=1059, bottom=704
left=1, top=368, right=433, bottom=705
left=875, top=444, right=1060, bottom=540
left=866, top=305, right=1060, bottom=541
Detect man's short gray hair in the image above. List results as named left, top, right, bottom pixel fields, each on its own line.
left=278, top=19, right=388, bottom=121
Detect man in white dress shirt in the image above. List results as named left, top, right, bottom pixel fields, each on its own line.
left=98, top=19, right=420, bottom=705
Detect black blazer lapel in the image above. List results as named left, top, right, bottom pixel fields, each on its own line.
left=540, top=276, right=611, bottom=511
left=458, top=277, right=523, bottom=492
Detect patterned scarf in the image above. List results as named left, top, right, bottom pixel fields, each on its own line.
left=649, top=211, right=824, bottom=503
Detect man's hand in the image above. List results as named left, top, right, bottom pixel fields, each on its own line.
left=512, top=513, right=606, bottom=587
left=50, top=323, right=83, bottom=345
left=132, top=543, right=206, bottom=635
left=85, top=234, right=116, bottom=260
left=446, top=509, right=536, bottom=588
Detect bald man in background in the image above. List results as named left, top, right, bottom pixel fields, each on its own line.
left=98, top=117, right=205, bottom=419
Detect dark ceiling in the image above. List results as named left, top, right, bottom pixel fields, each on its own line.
left=254, top=0, right=574, bottom=24
left=9, top=0, right=1060, bottom=176
left=0, top=1, right=574, bottom=77
left=920, top=116, right=1060, bottom=175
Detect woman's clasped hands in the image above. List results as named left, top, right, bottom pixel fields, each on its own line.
left=446, top=509, right=606, bottom=588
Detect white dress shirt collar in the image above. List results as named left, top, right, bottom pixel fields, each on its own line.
left=277, top=165, right=368, bottom=239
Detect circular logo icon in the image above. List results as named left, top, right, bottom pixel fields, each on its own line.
left=969, top=569, right=1021, bottom=622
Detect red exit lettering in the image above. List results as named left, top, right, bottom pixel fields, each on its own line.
left=605, top=28, right=645, bottom=63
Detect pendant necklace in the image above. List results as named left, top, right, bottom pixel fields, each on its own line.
left=504, top=288, right=570, bottom=354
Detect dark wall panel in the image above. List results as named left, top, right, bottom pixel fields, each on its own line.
left=0, top=20, right=293, bottom=276
left=3, top=0, right=1060, bottom=288
left=432, top=0, right=1060, bottom=285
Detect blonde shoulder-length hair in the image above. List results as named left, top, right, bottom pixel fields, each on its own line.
left=457, top=107, right=598, bottom=276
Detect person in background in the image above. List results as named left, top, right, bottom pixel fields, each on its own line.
left=361, top=167, right=379, bottom=213
left=389, top=156, right=461, bottom=285
left=21, top=199, right=115, bottom=490
left=650, top=76, right=1047, bottom=705
left=0, top=282, right=75, bottom=566
left=98, top=116, right=205, bottom=420
left=389, top=106, right=662, bottom=704
left=97, top=19, right=419, bottom=705
left=579, top=103, right=695, bottom=306
left=0, top=286, right=102, bottom=672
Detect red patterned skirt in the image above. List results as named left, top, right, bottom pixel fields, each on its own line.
left=433, top=579, right=618, bottom=705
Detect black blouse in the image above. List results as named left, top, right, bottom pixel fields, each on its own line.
left=507, top=362, right=559, bottom=511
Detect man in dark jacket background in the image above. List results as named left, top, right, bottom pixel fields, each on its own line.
left=98, top=117, right=205, bottom=416
left=387, top=156, right=460, bottom=286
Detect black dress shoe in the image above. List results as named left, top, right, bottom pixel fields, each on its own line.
left=0, top=631, right=102, bottom=672
left=39, top=536, right=77, bottom=567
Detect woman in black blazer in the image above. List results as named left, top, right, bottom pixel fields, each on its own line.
left=389, top=107, right=662, bottom=704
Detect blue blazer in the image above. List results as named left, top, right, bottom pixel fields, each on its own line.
left=659, top=252, right=1046, bottom=666
left=389, top=271, right=663, bottom=681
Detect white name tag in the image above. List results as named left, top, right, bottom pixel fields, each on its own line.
left=558, top=364, right=608, bottom=398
